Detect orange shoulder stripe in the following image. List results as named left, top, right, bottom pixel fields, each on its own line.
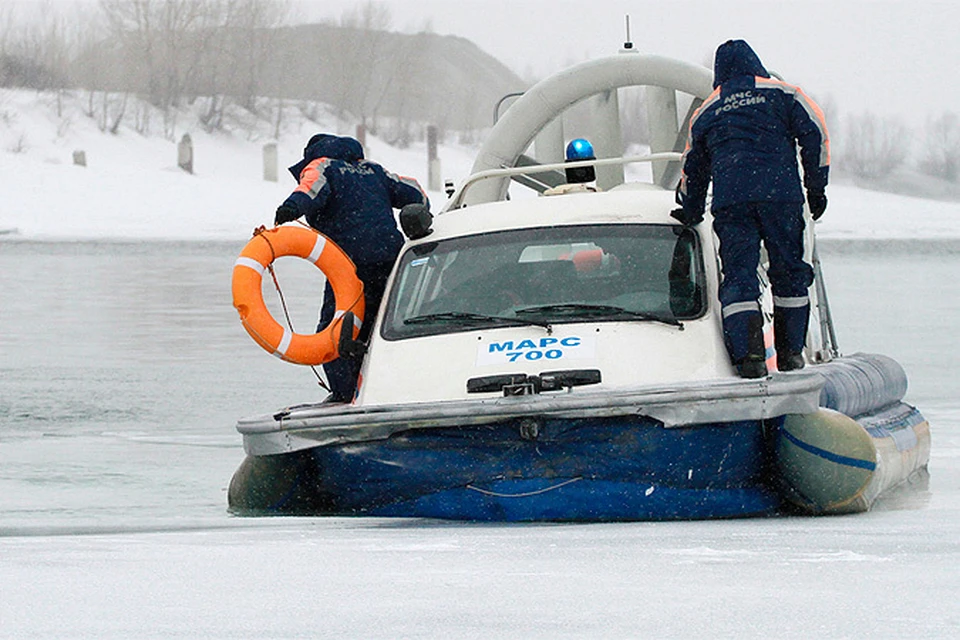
left=294, top=158, right=332, bottom=198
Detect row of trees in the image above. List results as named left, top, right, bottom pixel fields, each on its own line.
left=0, top=0, right=289, bottom=135
left=831, top=110, right=960, bottom=183
left=1, top=2, right=958, bottom=183
left=626, top=92, right=960, bottom=184
left=0, top=0, right=514, bottom=143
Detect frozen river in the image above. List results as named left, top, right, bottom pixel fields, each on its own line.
left=1, top=238, right=958, bottom=638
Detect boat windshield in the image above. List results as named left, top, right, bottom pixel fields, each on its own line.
left=381, top=224, right=705, bottom=340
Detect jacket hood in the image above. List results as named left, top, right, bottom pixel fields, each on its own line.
left=288, top=134, right=365, bottom=180
left=713, top=39, right=769, bottom=88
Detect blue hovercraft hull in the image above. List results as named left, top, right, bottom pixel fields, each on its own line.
left=229, top=415, right=783, bottom=521
left=228, top=354, right=930, bottom=521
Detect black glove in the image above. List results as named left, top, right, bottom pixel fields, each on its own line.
left=670, top=207, right=703, bottom=227
left=807, top=192, right=827, bottom=220
left=274, top=203, right=300, bottom=226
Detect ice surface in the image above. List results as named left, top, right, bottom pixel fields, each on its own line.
left=2, top=90, right=959, bottom=638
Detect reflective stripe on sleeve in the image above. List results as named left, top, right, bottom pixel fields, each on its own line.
left=679, top=87, right=721, bottom=199
left=385, top=168, right=428, bottom=202
left=294, top=158, right=332, bottom=199
left=755, top=77, right=830, bottom=167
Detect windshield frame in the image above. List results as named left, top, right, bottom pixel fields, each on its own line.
left=380, top=223, right=707, bottom=341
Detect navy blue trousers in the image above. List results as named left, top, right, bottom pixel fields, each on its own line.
left=713, top=202, right=813, bottom=362
left=318, top=260, right=394, bottom=401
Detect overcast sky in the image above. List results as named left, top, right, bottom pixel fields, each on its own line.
left=11, top=0, right=959, bottom=127
left=301, top=0, right=959, bottom=127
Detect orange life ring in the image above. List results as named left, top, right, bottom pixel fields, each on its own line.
left=232, top=226, right=365, bottom=365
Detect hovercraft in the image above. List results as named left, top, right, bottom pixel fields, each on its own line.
left=228, top=53, right=929, bottom=521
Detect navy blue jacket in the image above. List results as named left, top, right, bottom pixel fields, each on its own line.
left=679, top=40, right=830, bottom=215
left=282, top=134, right=429, bottom=266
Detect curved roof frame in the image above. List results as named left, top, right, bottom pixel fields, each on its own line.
left=462, top=54, right=713, bottom=206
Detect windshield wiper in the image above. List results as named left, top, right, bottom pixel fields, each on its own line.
left=514, top=303, right=684, bottom=329
left=404, top=311, right=552, bottom=332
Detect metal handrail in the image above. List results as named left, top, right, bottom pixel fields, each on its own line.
left=443, top=152, right=683, bottom=212
left=493, top=91, right=525, bottom=124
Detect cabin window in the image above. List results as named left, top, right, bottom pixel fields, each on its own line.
left=381, top=224, right=705, bottom=340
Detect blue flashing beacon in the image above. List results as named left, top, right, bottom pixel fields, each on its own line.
left=566, top=138, right=595, bottom=161
left=565, top=138, right=596, bottom=183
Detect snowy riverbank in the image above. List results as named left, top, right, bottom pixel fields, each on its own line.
left=1, top=88, right=958, bottom=242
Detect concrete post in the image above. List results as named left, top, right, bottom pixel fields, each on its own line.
left=263, top=142, right=278, bottom=182
left=355, top=124, right=366, bottom=148
left=177, top=133, right=193, bottom=174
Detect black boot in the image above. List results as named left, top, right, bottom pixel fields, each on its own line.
left=774, top=305, right=809, bottom=372
left=735, top=314, right=768, bottom=378
left=736, top=354, right=769, bottom=379
left=778, top=352, right=805, bottom=371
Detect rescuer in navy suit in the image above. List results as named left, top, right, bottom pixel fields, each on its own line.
left=675, top=39, right=830, bottom=378
left=275, top=134, right=429, bottom=401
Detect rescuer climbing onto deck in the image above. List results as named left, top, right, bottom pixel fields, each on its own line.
left=274, top=134, right=429, bottom=401
left=675, top=39, right=830, bottom=378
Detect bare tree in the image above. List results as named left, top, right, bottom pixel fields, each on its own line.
left=375, top=28, right=428, bottom=146
left=335, top=1, right=391, bottom=131
left=816, top=94, right=840, bottom=159
left=99, top=0, right=157, bottom=100
left=0, top=2, right=74, bottom=96
left=96, top=0, right=288, bottom=136
left=920, top=112, right=960, bottom=183
left=840, top=111, right=910, bottom=179
left=0, top=4, right=17, bottom=57
left=231, top=0, right=288, bottom=111
left=99, top=0, right=222, bottom=137
left=37, top=9, right=74, bottom=117
left=206, top=0, right=287, bottom=126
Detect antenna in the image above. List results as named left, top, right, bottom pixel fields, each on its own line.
left=623, top=15, right=633, bottom=50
